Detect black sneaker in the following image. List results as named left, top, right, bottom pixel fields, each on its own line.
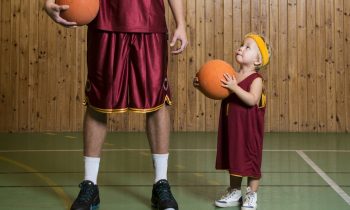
left=151, top=179, right=179, bottom=210
left=70, top=180, right=100, bottom=210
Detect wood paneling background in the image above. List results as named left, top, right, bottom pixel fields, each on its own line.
left=0, top=0, right=349, bottom=132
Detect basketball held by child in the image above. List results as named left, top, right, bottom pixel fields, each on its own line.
left=196, top=59, right=237, bottom=100
left=56, top=0, right=100, bottom=26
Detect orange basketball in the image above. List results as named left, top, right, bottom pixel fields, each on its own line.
left=56, top=0, right=100, bottom=26
left=196, top=59, right=237, bottom=100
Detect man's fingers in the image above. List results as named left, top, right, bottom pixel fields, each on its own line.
left=171, top=40, right=187, bottom=54
left=59, top=5, right=69, bottom=11
left=56, top=16, right=77, bottom=27
left=170, top=35, right=177, bottom=47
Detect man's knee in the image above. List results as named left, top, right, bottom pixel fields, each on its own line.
left=146, top=105, right=169, bottom=118
left=86, top=107, right=107, bottom=124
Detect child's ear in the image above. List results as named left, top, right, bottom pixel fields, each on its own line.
left=254, top=56, right=262, bottom=67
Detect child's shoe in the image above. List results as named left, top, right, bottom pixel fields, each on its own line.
left=215, top=187, right=242, bottom=207
left=241, top=187, right=257, bottom=210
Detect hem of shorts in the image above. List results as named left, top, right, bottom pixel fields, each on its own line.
left=216, top=168, right=261, bottom=179
left=229, top=173, right=260, bottom=179
left=83, top=95, right=172, bottom=114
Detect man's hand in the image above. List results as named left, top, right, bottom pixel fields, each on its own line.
left=193, top=77, right=200, bottom=88
left=44, top=0, right=77, bottom=27
left=170, top=26, right=188, bottom=54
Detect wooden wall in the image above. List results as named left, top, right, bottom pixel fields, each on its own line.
left=0, top=0, right=349, bottom=132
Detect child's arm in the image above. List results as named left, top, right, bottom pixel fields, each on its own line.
left=168, top=0, right=188, bottom=54
left=221, top=73, right=263, bottom=106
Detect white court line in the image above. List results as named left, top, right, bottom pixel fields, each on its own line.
left=297, top=150, right=350, bottom=206
left=0, top=149, right=350, bottom=153
left=0, top=149, right=349, bottom=152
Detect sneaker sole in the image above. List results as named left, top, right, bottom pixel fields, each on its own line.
left=91, top=204, right=100, bottom=210
left=151, top=203, right=177, bottom=210
left=215, top=200, right=241, bottom=207
left=241, top=205, right=257, bottom=210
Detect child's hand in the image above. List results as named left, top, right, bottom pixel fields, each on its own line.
left=221, top=73, right=237, bottom=92
left=193, top=77, right=200, bottom=88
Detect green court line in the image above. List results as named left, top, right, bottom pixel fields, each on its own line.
left=0, top=156, right=72, bottom=209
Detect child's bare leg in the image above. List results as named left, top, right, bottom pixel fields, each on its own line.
left=230, top=175, right=243, bottom=189
left=247, top=177, right=260, bottom=192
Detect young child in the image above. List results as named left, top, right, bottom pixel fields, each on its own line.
left=195, top=33, right=270, bottom=210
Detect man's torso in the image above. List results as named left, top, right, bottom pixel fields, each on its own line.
left=89, top=0, right=167, bottom=33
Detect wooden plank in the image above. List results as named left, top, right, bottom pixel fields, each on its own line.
left=0, top=0, right=2, bottom=127
left=334, top=0, right=345, bottom=131
left=287, top=0, right=299, bottom=131
left=214, top=0, right=224, bottom=130
left=74, top=27, right=87, bottom=131
left=241, top=0, right=251, bottom=35
left=0, top=0, right=12, bottom=132
left=315, top=0, right=327, bottom=131
left=37, top=0, right=49, bottom=131
left=278, top=0, right=289, bottom=131
left=169, top=2, right=179, bottom=131
left=325, top=0, right=336, bottom=131
left=204, top=0, right=215, bottom=131
left=251, top=0, right=260, bottom=33
left=162, top=1, right=172, bottom=132
left=18, top=0, right=30, bottom=131
left=260, top=0, right=270, bottom=131
left=195, top=0, right=206, bottom=131
left=186, top=0, right=197, bottom=131
left=306, top=0, right=317, bottom=131
left=176, top=0, right=188, bottom=131
left=231, top=0, right=239, bottom=68
left=45, top=17, right=58, bottom=131
left=10, top=0, right=21, bottom=132
left=268, top=0, right=280, bottom=131
left=67, top=29, right=77, bottom=131
left=56, top=26, right=68, bottom=131
left=56, top=26, right=65, bottom=131
left=27, top=0, right=39, bottom=131
left=297, top=0, right=308, bottom=131
left=345, top=0, right=350, bottom=132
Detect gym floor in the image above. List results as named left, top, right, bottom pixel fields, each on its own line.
left=0, top=132, right=349, bottom=210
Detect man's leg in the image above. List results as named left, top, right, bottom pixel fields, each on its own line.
left=147, top=105, right=178, bottom=210
left=84, top=107, right=108, bottom=157
left=83, top=107, right=108, bottom=183
left=147, top=105, right=170, bottom=182
left=146, top=105, right=170, bottom=154
left=70, top=107, right=107, bottom=210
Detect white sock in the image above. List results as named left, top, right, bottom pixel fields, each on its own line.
left=84, top=156, right=100, bottom=184
left=152, top=153, right=169, bottom=183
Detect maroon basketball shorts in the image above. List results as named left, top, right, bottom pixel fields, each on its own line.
left=84, top=29, right=171, bottom=113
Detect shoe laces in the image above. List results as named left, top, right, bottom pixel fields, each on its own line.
left=77, top=182, right=97, bottom=203
left=155, top=181, right=174, bottom=201
left=220, top=187, right=239, bottom=200
left=244, top=192, right=256, bottom=206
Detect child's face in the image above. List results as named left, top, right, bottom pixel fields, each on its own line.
left=235, top=38, right=262, bottom=67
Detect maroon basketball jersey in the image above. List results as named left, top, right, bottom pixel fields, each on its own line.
left=89, top=0, right=167, bottom=32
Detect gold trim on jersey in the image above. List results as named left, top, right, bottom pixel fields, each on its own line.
left=83, top=95, right=172, bottom=114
